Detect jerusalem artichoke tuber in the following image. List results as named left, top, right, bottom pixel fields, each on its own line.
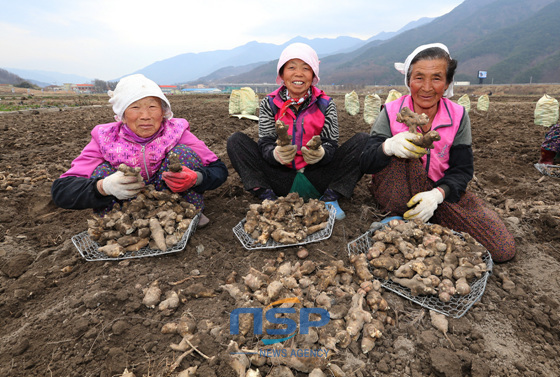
left=142, top=281, right=162, bottom=308
left=275, top=120, right=292, bottom=146
left=396, top=107, right=441, bottom=149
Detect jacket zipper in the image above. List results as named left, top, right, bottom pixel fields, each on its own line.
left=286, top=97, right=315, bottom=169
left=140, top=145, right=150, bottom=181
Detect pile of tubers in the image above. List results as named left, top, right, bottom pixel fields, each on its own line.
left=360, top=218, right=489, bottom=302
left=217, top=253, right=394, bottom=375
left=87, top=164, right=199, bottom=257
left=244, top=193, right=330, bottom=245
left=0, top=169, right=50, bottom=191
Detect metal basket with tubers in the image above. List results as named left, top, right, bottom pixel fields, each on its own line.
left=347, top=218, right=493, bottom=318
left=233, top=193, right=336, bottom=250
left=534, top=163, right=560, bottom=178
left=72, top=184, right=201, bottom=261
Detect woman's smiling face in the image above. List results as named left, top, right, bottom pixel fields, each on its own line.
left=280, top=58, right=314, bottom=98
left=122, top=96, right=164, bottom=138
left=409, top=58, right=450, bottom=115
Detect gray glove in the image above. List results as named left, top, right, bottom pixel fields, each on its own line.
left=301, top=145, right=325, bottom=164
left=273, top=145, right=297, bottom=165
left=102, top=171, right=144, bottom=200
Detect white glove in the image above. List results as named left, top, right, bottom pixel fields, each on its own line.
left=403, top=188, right=444, bottom=222
left=101, top=171, right=144, bottom=200
left=301, top=145, right=325, bottom=164
left=274, top=144, right=297, bottom=165
left=383, top=131, right=427, bottom=159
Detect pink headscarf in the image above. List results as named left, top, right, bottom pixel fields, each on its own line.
left=276, top=43, right=320, bottom=85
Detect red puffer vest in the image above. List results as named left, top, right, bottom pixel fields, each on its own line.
left=268, top=86, right=330, bottom=170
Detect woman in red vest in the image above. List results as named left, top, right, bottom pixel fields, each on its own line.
left=360, top=43, right=515, bottom=262
left=227, top=43, right=368, bottom=220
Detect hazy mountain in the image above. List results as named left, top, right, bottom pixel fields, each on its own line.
left=131, top=17, right=435, bottom=84
left=130, top=36, right=367, bottom=85
left=364, top=17, right=434, bottom=44
left=7, top=0, right=559, bottom=87
left=190, top=62, right=267, bottom=86
left=2, top=14, right=434, bottom=87
left=223, top=0, right=560, bottom=85
left=186, top=17, right=434, bottom=85
left=2, top=68, right=91, bottom=87
left=0, top=68, right=26, bottom=85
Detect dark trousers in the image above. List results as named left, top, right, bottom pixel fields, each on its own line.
left=227, top=132, right=369, bottom=198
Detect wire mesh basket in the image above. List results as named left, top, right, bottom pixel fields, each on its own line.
left=72, top=213, right=201, bottom=261
left=233, top=204, right=336, bottom=250
left=347, top=225, right=493, bottom=318
left=534, top=163, right=560, bottom=178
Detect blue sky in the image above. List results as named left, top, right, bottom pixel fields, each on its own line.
left=1, top=0, right=463, bottom=81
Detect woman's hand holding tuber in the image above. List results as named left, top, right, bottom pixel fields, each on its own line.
left=162, top=166, right=198, bottom=192
left=383, top=131, right=427, bottom=159
left=101, top=171, right=145, bottom=199
left=403, top=188, right=444, bottom=222
left=273, top=144, right=297, bottom=165
left=301, top=145, right=325, bottom=164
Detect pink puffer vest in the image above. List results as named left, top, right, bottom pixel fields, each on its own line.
left=384, top=95, right=464, bottom=182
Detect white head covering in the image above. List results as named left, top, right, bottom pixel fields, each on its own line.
left=276, top=43, right=320, bottom=85
left=108, top=74, right=173, bottom=121
left=394, top=43, right=454, bottom=98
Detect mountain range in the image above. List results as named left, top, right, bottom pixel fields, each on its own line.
left=103, top=16, right=434, bottom=85
left=0, top=68, right=91, bottom=88
left=2, top=0, right=559, bottom=87
left=0, top=16, right=432, bottom=87
left=222, top=0, right=560, bottom=86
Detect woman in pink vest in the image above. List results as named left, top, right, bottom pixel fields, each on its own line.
left=360, top=43, right=515, bottom=262
left=51, top=74, right=227, bottom=227
left=227, top=43, right=368, bottom=220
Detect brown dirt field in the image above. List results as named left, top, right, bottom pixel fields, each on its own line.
left=1, top=87, right=560, bottom=377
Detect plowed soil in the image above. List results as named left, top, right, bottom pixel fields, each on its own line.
left=1, top=87, right=559, bottom=377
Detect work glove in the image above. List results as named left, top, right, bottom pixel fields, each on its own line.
left=273, top=144, right=297, bottom=165
left=403, top=188, right=444, bottom=222
left=383, top=131, right=427, bottom=159
left=162, top=166, right=198, bottom=192
left=102, top=171, right=144, bottom=200
left=301, top=145, right=325, bottom=165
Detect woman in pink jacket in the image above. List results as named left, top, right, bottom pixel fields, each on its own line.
left=360, top=44, right=515, bottom=262
left=51, top=74, right=227, bottom=226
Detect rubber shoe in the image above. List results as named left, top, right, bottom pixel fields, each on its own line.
left=258, top=188, right=278, bottom=201
left=381, top=216, right=403, bottom=224
left=197, top=213, right=210, bottom=229
left=325, top=200, right=346, bottom=220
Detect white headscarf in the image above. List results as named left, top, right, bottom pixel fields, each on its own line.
left=276, top=43, right=320, bottom=85
left=394, top=43, right=454, bottom=98
left=108, top=74, right=173, bottom=121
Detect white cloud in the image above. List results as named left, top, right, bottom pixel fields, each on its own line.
left=0, top=0, right=464, bottom=80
